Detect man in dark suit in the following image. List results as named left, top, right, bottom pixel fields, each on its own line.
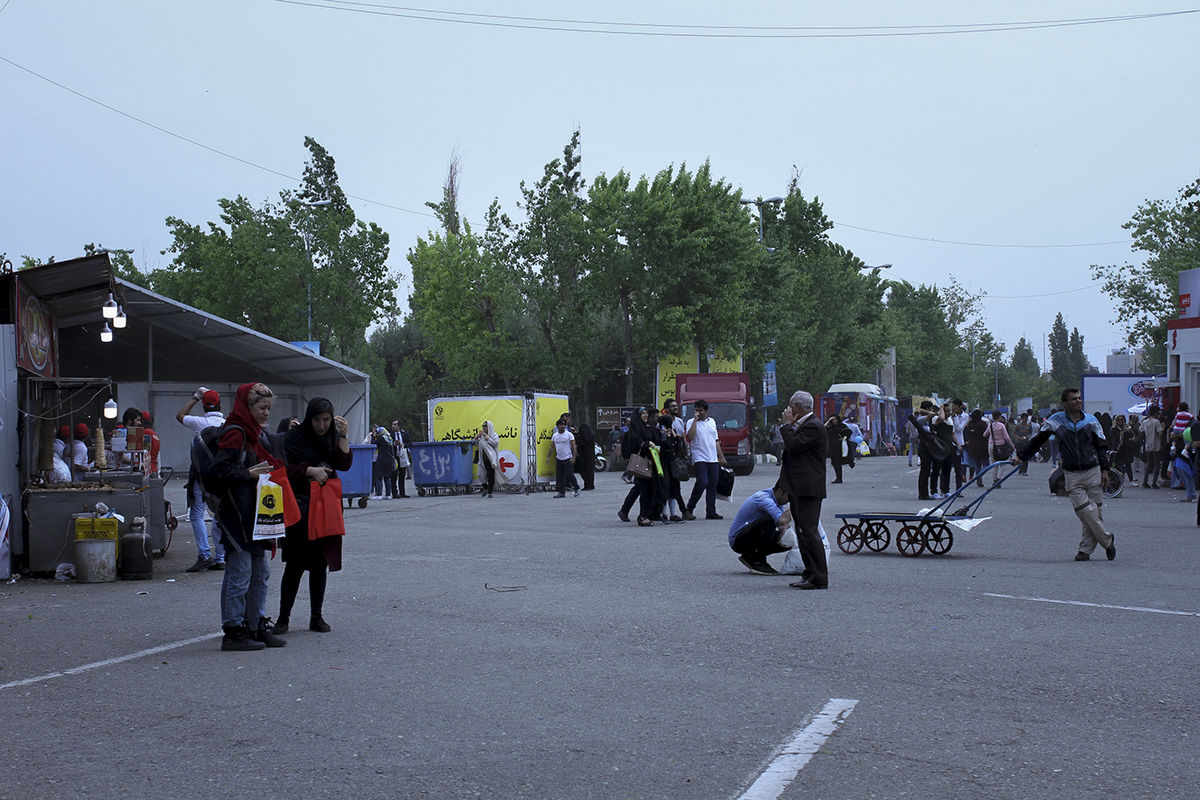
left=778, top=389, right=829, bottom=589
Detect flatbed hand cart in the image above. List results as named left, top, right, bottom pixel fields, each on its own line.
left=833, top=461, right=1022, bottom=557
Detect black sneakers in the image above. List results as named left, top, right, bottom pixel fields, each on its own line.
left=252, top=618, right=287, bottom=648
left=738, top=555, right=779, bottom=575
left=1105, top=538, right=1117, bottom=561
left=1074, top=551, right=1090, bottom=561
left=221, top=624, right=266, bottom=651
left=270, top=616, right=290, bottom=635
left=186, top=556, right=216, bottom=573
left=310, top=615, right=332, bottom=633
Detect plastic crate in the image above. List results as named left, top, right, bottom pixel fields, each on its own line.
left=74, top=514, right=120, bottom=557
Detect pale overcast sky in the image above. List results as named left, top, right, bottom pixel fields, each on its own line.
left=3, top=1, right=1197, bottom=372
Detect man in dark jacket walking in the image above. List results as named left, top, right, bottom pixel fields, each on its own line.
left=1020, top=388, right=1116, bottom=562
left=778, top=389, right=829, bottom=589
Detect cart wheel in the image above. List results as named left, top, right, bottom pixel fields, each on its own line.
left=836, top=522, right=864, bottom=554
left=417, top=488, right=426, bottom=497
left=863, top=522, right=891, bottom=552
left=1103, top=469, right=1123, bottom=499
left=357, top=497, right=368, bottom=508
left=896, top=524, right=926, bottom=557
left=923, top=521, right=953, bottom=555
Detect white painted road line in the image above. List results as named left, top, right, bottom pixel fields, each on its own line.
left=0, top=632, right=222, bottom=692
left=735, top=697, right=858, bottom=800
left=985, top=592, right=1200, bottom=618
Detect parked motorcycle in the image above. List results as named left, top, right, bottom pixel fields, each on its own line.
left=594, top=443, right=608, bottom=473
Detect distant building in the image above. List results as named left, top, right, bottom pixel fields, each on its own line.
left=1106, top=348, right=1144, bottom=373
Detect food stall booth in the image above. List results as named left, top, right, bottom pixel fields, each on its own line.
left=2, top=254, right=370, bottom=578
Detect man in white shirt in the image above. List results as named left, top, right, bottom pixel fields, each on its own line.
left=684, top=399, right=728, bottom=520
left=949, top=398, right=970, bottom=490
left=177, top=388, right=226, bottom=572
left=550, top=418, right=579, bottom=498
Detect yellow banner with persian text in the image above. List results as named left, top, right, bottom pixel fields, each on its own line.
left=656, top=348, right=700, bottom=411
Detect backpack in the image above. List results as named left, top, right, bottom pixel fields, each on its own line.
left=190, top=423, right=246, bottom=513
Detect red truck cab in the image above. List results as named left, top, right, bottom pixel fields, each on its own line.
left=675, top=372, right=755, bottom=475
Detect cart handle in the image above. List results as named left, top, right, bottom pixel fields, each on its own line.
left=920, top=460, right=1021, bottom=521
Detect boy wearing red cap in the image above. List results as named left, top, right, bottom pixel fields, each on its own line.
left=139, top=411, right=161, bottom=476
left=69, top=422, right=91, bottom=478
left=177, top=387, right=226, bottom=572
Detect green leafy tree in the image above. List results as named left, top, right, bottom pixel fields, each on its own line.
left=761, top=184, right=890, bottom=395
left=588, top=162, right=761, bottom=403
left=408, top=221, right=530, bottom=393
left=881, top=281, right=962, bottom=397
left=506, top=131, right=603, bottom=401
left=1048, top=313, right=1072, bottom=386
left=1069, top=327, right=1097, bottom=378
left=151, top=138, right=395, bottom=364
left=1007, top=336, right=1050, bottom=403
left=366, top=317, right=437, bottom=433
left=1093, top=173, right=1200, bottom=370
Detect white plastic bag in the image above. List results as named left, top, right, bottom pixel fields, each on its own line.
left=780, top=522, right=831, bottom=574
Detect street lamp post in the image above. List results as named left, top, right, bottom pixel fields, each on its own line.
left=301, top=198, right=332, bottom=342
left=739, top=196, right=784, bottom=251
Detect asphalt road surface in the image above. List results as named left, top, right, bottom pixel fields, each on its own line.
left=3, top=456, right=1198, bottom=799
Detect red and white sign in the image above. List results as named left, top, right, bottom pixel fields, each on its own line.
left=1178, top=268, right=1200, bottom=319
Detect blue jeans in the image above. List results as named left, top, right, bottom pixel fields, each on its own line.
left=190, top=480, right=223, bottom=562
left=1175, top=457, right=1196, bottom=500
left=220, top=548, right=270, bottom=629
left=687, top=462, right=720, bottom=516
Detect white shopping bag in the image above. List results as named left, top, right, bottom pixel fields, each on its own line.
left=779, top=521, right=831, bottom=574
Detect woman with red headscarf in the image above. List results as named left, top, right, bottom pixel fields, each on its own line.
left=209, top=382, right=287, bottom=651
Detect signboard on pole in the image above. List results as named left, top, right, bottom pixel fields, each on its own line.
left=762, top=360, right=778, bottom=407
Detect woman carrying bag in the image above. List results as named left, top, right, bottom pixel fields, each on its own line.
left=475, top=419, right=502, bottom=498
left=210, top=382, right=292, bottom=652
left=984, top=410, right=1016, bottom=487
left=273, top=397, right=352, bottom=635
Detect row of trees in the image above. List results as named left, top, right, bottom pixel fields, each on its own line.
left=39, top=136, right=1192, bottom=428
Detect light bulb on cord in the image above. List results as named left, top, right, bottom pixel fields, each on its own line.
left=103, top=398, right=118, bottom=419
left=102, top=292, right=118, bottom=319
left=113, top=305, right=127, bottom=329
left=100, top=323, right=113, bottom=343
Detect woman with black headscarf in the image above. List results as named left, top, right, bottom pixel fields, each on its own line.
left=272, top=397, right=352, bottom=635
left=616, top=407, right=663, bottom=526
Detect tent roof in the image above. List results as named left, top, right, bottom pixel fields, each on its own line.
left=18, top=255, right=366, bottom=387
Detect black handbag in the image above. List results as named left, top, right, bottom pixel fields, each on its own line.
left=671, top=457, right=691, bottom=481
left=716, top=466, right=735, bottom=499
left=1048, top=467, right=1066, bottom=496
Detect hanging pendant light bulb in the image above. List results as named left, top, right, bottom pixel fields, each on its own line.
left=102, top=292, right=119, bottom=319
left=103, top=398, right=118, bottom=419
left=113, top=304, right=127, bottom=329
left=100, top=322, right=113, bottom=343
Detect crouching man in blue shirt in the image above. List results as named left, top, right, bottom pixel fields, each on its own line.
left=728, top=483, right=792, bottom=575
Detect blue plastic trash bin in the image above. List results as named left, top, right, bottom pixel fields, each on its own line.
left=410, top=441, right=476, bottom=494
left=337, top=443, right=376, bottom=507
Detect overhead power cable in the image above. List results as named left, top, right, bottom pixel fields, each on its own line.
left=274, top=1, right=1200, bottom=39
left=0, top=54, right=1145, bottom=246
left=0, top=54, right=435, bottom=219
left=832, top=220, right=1127, bottom=249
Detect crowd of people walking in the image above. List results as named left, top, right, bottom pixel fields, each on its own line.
left=165, top=378, right=1200, bottom=646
